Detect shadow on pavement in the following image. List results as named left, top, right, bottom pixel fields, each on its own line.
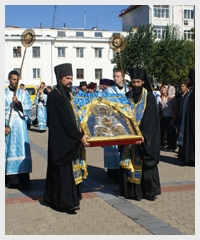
left=12, top=179, right=46, bottom=199
left=13, top=165, right=119, bottom=201
left=28, top=128, right=43, bottom=133
left=160, top=155, right=181, bottom=166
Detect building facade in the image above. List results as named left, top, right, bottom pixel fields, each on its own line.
left=119, top=5, right=195, bottom=40
left=5, top=26, right=128, bottom=87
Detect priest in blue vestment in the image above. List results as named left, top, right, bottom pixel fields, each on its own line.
left=5, top=70, right=32, bottom=189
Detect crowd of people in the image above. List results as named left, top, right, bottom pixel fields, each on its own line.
left=151, top=76, right=195, bottom=167
left=5, top=64, right=195, bottom=214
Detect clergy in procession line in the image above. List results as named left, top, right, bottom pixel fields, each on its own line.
left=34, top=86, right=48, bottom=133
left=79, top=81, right=88, bottom=93
left=99, top=78, right=115, bottom=92
left=87, top=82, right=97, bottom=93
left=5, top=70, right=32, bottom=189
left=119, top=67, right=161, bottom=201
left=18, top=83, right=33, bottom=129
left=103, top=69, right=129, bottom=182
left=43, top=63, right=90, bottom=213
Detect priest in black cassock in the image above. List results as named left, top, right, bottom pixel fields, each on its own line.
left=119, top=67, right=161, bottom=201
left=43, top=63, right=90, bottom=213
left=178, top=68, right=195, bottom=166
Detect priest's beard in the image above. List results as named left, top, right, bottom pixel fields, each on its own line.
left=64, top=84, right=72, bottom=93
left=132, top=86, right=143, bottom=94
left=132, top=86, right=143, bottom=103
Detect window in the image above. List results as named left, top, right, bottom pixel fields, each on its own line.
left=76, top=69, right=84, bottom=79
left=33, top=68, right=41, bottom=78
left=32, top=47, right=40, bottom=58
left=184, top=10, right=194, bottom=19
left=95, top=48, right=102, bottom=58
left=184, top=30, right=193, bottom=40
left=14, top=68, right=20, bottom=74
left=95, top=32, right=102, bottom=37
left=58, top=47, right=65, bottom=57
left=153, top=5, right=169, bottom=18
left=111, top=50, right=117, bottom=63
left=154, top=26, right=166, bottom=39
left=76, top=32, right=84, bottom=37
left=57, top=31, right=66, bottom=37
left=95, top=69, right=102, bottom=79
left=14, top=68, right=21, bottom=79
left=13, top=46, right=21, bottom=58
left=76, top=48, right=84, bottom=58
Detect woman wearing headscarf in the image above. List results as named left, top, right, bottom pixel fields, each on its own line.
left=178, top=68, right=195, bottom=166
left=119, top=67, right=161, bottom=201
left=43, top=63, right=90, bottom=213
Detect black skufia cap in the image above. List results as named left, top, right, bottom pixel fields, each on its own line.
left=80, top=81, right=87, bottom=87
left=54, top=63, right=73, bottom=83
left=129, top=67, right=152, bottom=92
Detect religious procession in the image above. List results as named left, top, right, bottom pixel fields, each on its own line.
left=5, top=28, right=195, bottom=216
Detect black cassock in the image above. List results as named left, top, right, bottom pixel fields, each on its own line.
left=183, top=88, right=195, bottom=164
left=43, top=89, right=83, bottom=210
left=119, top=90, right=161, bottom=200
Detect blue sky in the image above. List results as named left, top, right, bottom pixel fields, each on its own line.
left=5, top=5, right=130, bottom=31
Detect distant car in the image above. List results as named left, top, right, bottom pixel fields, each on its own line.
left=25, top=85, right=37, bottom=104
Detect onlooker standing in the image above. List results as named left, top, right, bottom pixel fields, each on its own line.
left=46, top=86, right=52, bottom=95
left=152, top=83, right=161, bottom=109
left=162, top=85, right=177, bottom=152
left=174, top=82, right=189, bottom=138
left=158, top=85, right=168, bottom=149
left=5, top=70, right=32, bottom=189
left=43, top=63, right=90, bottom=213
left=178, top=68, right=195, bottom=166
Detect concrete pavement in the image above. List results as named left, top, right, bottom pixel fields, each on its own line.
left=5, top=125, right=195, bottom=235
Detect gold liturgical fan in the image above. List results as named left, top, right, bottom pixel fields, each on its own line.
left=108, top=33, right=126, bottom=52
left=8, top=29, right=36, bottom=127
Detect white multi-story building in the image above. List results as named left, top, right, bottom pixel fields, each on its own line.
left=5, top=26, right=128, bottom=87
left=5, top=5, right=195, bottom=87
left=119, top=5, right=195, bottom=40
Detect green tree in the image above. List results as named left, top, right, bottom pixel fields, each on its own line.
left=152, top=25, right=195, bottom=85
left=190, top=27, right=195, bottom=41
left=113, top=24, right=195, bottom=86
left=113, top=24, right=156, bottom=81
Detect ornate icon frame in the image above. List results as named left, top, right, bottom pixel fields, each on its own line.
left=79, top=98, right=143, bottom=147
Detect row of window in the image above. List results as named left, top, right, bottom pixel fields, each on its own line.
left=13, top=46, right=104, bottom=58
left=153, top=5, right=194, bottom=20
left=57, top=31, right=102, bottom=38
left=154, top=26, right=194, bottom=39
left=14, top=68, right=102, bottom=80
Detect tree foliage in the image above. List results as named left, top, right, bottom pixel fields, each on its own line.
left=113, top=24, right=195, bottom=85
left=113, top=24, right=156, bottom=77
left=190, top=27, right=195, bottom=40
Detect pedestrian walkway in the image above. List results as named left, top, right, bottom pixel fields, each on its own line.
left=5, top=126, right=195, bottom=235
